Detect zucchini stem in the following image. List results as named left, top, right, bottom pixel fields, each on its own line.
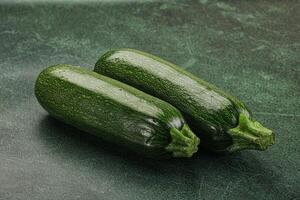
left=165, top=124, right=200, bottom=157
left=226, top=113, right=275, bottom=152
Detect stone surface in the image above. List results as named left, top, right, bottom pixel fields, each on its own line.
left=0, top=1, right=299, bottom=200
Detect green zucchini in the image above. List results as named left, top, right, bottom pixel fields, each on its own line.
left=35, top=64, right=199, bottom=158
left=94, top=49, right=275, bottom=153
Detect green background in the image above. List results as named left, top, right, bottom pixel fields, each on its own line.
left=0, top=1, right=299, bottom=199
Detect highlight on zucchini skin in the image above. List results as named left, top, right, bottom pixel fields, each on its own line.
left=35, top=64, right=200, bottom=159
left=94, top=49, right=275, bottom=153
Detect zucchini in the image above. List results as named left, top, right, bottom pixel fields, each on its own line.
left=94, top=49, right=275, bottom=153
left=35, top=64, right=199, bottom=158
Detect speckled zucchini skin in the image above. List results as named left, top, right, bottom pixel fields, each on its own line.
left=35, top=64, right=199, bottom=159
left=94, top=49, right=275, bottom=153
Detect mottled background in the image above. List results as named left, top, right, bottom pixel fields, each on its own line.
left=0, top=1, right=299, bottom=200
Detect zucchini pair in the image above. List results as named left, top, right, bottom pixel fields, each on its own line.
left=94, top=49, right=275, bottom=153
left=35, top=48, right=275, bottom=159
left=35, top=65, right=200, bottom=159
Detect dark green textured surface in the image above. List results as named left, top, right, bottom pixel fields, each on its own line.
left=0, top=1, right=299, bottom=200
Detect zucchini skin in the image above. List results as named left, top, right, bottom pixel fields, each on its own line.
left=35, top=64, right=199, bottom=159
left=94, top=49, right=275, bottom=153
